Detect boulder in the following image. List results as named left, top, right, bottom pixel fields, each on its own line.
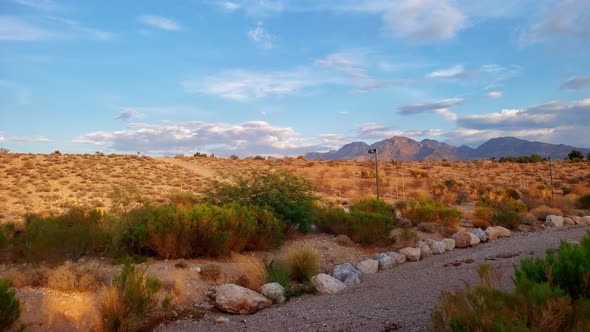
left=260, top=282, right=286, bottom=304
left=470, top=228, right=487, bottom=242
left=442, top=238, right=455, bottom=251
left=425, top=239, right=446, bottom=255
left=333, top=263, right=362, bottom=286
left=386, top=252, right=407, bottom=265
left=485, top=226, right=512, bottom=241
left=215, top=284, right=273, bottom=315
left=451, top=232, right=472, bottom=248
left=545, top=215, right=564, bottom=227
left=372, top=254, right=395, bottom=270
left=417, top=240, right=433, bottom=259
left=563, top=218, right=575, bottom=226
left=311, top=273, right=347, bottom=294
left=399, top=247, right=421, bottom=262
left=356, top=259, right=379, bottom=274
left=572, top=216, right=583, bottom=225
left=583, top=216, right=590, bottom=225
left=468, top=232, right=481, bottom=246
left=459, top=219, right=474, bottom=228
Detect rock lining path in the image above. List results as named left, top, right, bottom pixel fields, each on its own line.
left=158, top=225, right=589, bottom=332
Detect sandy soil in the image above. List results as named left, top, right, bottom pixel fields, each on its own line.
left=157, top=225, right=590, bottom=332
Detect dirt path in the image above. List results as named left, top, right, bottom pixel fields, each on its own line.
left=157, top=225, right=589, bottom=332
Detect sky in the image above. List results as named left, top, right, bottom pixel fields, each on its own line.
left=0, top=0, right=589, bottom=157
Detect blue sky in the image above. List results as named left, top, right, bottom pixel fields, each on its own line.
left=0, top=0, right=589, bottom=157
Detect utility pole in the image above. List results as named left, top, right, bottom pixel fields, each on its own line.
left=548, top=156, right=554, bottom=201
left=368, top=148, right=379, bottom=200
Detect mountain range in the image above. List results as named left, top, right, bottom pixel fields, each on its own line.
left=304, top=137, right=590, bottom=161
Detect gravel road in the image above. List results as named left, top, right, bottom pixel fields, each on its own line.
left=157, top=225, right=589, bottom=332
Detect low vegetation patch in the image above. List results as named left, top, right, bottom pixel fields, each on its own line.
left=474, top=188, right=528, bottom=229
left=433, top=231, right=590, bottom=331
left=232, top=253, right=267, bottom=291
left=0, top=278, right=21, bottom=331
left=286, top=247, right=320, bottom=282
left=397, top=197, right=461, bottom=228
left=313, top=199, right=395, bottom=245
left=100, top=261, right=163, bottom=332
left=204, top=169, right=316, bottom=232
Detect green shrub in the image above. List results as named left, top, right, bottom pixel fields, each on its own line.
left=100, top=261, right=162, bottom=332
left=111, top=204, right=284, bottom=259
left=399, top=227, right=419, bottom=243
left=578, top=194, right=590, bottom=209
left=266, top=261, right=290, bottom=288
left=433, top=232, right=590, bottom=331
left=204, top=169, right=316, bottom=231
left=287, top=248, right=320, bottom=282
left=399, top=198, right=461, bottom=228
left=0, top=278, right=20, bottom=330
left=347, top=211, right=393, bottom=245
left=313, top=206, right=394, bottom=245
left=349, top=199, right=394, bottom=219
left=493, top=210, right=522, bottom=229
left=515, top=233, right=590, bottom=300
left=11, top=207, right=107, bottom=262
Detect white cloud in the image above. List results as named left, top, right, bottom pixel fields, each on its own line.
left=0, top=16, right=54, bottom=40
left=221, top=1, right=240, bottom=11
left=114, top=109, right=144, bottom=121
left=138, top=15, right=181, bottom=31
left=452, top=98, right=590, bottom=147
left=382, top=0, right=467, bottom=41
left=357, top=122, right=442, bottom=140
left=399, top=98, right=463, bottom=120
left=247, top=21, right=275, bottom=48
left=73, top=120, right=319, bottom=157
left=560, top=76, right=590, bottom=90
left=0, top=133, right=49, bottom=143
left=519, top=0, right=590, bottom=47
left=485, top=91, right=503, bottom=98
left=10, top=0, right=57, bottom=10
left=427, top=65, right=468, bottom=79
left=181, top=68, right=321, bottom=101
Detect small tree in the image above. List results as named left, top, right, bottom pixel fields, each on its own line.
left=568, top=150, right=583, bottom=161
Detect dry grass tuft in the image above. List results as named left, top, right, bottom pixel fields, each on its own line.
left=286, top=247, right=321, bottom=282
left=200, top=263, right=223, bottom=283
left=232, top=253, right=267, bottom=291
left=46, top=261, right=101, bottom=292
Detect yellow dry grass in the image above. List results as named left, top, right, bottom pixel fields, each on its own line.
left=231, top=253, right=267, bottom=291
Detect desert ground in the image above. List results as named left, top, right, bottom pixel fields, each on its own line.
left=0, top=153, right=589, bottom=331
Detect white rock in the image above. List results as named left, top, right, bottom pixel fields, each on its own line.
left=333, top=263, right=362, bottom=285
left=470, top=228, right=487, bottom=242
left=386, top=252, right=407, bottom=264
left=215, top=316, right=230, bottom=324
left=311, top=273, right=346, bottom=294
left=564, top=217, right=575, bottom=226
left=583, top=216, right=590, bottom=225
left=356, top=259, right=379, bottom=274
left=425, top=239, right=446, bottom=255
left=215, top=284, right=272, bottom=315
left=260, top=282, right=286, bottom=304
left=399, top=247, right=421, bottom=262
left=572, top=216, right=583, bottom=225
left=468, top=232, right=481, bottom=245
left=372, top=254, right=395, bottom=270
left=545, top=215, right=564, bottom=227
left=442, top=238, right=455, bottom=251
left=485, top=226, right=512, bottom=241
left=417, top=240, right=433, bottom=259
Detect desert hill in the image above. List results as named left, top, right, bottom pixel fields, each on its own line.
left=305, top=136, right=590, bottom=161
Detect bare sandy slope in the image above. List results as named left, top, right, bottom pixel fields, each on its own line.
left=157, top=225, right=590, bottom=332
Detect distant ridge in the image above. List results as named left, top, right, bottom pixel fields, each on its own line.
left=304, top=136, right=590, bottom=161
